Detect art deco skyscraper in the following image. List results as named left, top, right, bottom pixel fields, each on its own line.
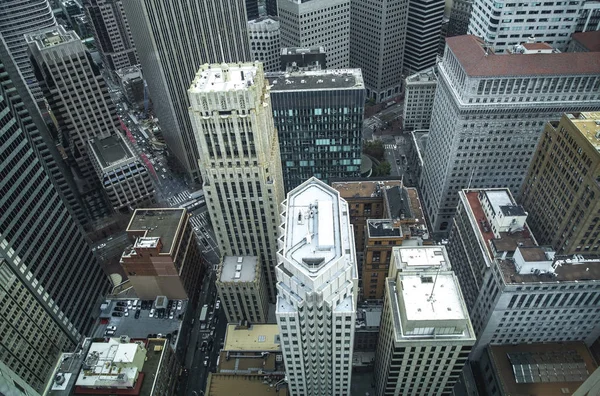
left=403, top=0, right=446, bottom=74
left=84, top=0, right=139, bottom=75
left=279, top=0, right=351, bottom=69
left=0, top=35, right=110, bottom=393
left=0, top=0, right=56, bottom=106
left=27, top=26, right=121, bottom=220
left=276, top=177, right=358, bottom=396
left=350, top=0, right=408, bottom=102
left=123, top=0, right=252, bottom=182
left=188, top=62, right=284, bottom=301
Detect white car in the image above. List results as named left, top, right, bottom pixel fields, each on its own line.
left=169, top=311, right=174, bottom=319
left=215, top=299, right=221, bottom=310
left=127, top=300, right=133, bottom=309
left=149, top=309, right=155, bottom=318
left=177, top=300, right=183, bottom=310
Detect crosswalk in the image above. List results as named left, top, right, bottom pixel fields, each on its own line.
left=384, top=144, right=397, bottom=150
left=167, top=190, right=191, bottom=207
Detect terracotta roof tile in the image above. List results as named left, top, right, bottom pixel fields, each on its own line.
left=522, top=42, right=553, bottom=50
left=446, top=35, right=600, bottom=77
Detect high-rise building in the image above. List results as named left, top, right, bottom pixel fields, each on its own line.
left=276, top=177, right=358, bottom=396
left=0, top=0, right=56, bottom=106
left=26, top=26, right=121, bottom=220
left=188, top=62, right=284, bottom=301
left=468, top=0, right=600, bottom=53
left=266, top=0, right=278, bottom=16
left=246, top=0, right=259, bottom=20
left=576, top=2, right=600, bottom=32
left=520, top=112, right=600, bottom=255
left=419, top=35, right=600, bottom=233
left=267, top=69, right=365, bottom=192
left=403, top=66, right=438, bottom=131
left=115, top=65, right=145, bottom=110
left=0, top=38, right=110, bottom=392
left=447, top=0, right=472, bottom=37
left=84, top=0, right=139, bottom=75
left=88, top=133, right=155, bottom=212
left=248, top=16, right=281, bottom=72
left=278, top=0, right=351, bottom=69
left=216, top=256, right=269, bottom=324
left=403, top=0, right=445, bottom=74
left=120, top=208, right=204, bottom=300
left=374, top=246, right=475, bottom=396
left=122, top=0, right=252, bottom=182
left=448, top=188, right=600, bottom=358
left=349, top=0, right=408, bottom=102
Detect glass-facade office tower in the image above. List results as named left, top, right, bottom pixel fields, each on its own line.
left=188, top=62, right=284, bottom=301
left=267, top=69, right=365, bottom=193
left=0, top=35, right=110, bottom=393
left=123, top=0, right=252, bottom=182
left=276, top=177, right=358, bottom=396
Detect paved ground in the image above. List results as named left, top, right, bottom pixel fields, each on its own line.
left=351, top=371, right=377, bottom=396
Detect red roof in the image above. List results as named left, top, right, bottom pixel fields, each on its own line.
left=445, top=35, right=600, bottom=77
left=571, top=31, right=600, bottom=53
left=522, top=42, right=553, bottom=50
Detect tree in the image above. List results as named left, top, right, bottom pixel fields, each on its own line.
left=363, top=140, right=385, bottom=161
left=373, top=160, right=391, bottom=177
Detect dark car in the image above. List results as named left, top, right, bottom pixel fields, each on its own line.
left=200, top=341, right=207, bottom=352
left=135, top=310, right=141, bottom=319
left=114, top=307, right=125, bottom=312
left=112, top=312, right=123, bottom=317
left=396, top=159, right=401, bottom=165
left=207, top=339, right=214, bottom=351
left=116, top=301, right=127, bottom=307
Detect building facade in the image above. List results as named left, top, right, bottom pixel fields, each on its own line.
left=403, top=66, right=438, bottom=131
left=266, top=0, right=278, bottom=16
left=520, top=112, right=600, bottom=255
left=84, top=0, right=139, bottom=75
left=419, top=35, right=600, bottom=232
left=248, top=17, right=281, bottom=73
left=216, top=256, right=269, bottom=324
left=188, top=63, right=284, bottom=301
left=448, top=189, right=600, bottom=359
left=403, top=0, right=445, bottom=74
left=468, top=0, right=599, bottom=53
left=122, top=0, right=252, bottom=181
left=350, top=0, right=408, bottom=102
left=0, top=42, right=110, bottom=392
left=374, top=246, right=475, bottom=396
left=568, top=31, right=600, bottom=52
left=0, top=0, right=56, bottom=106
left=276, top=177, right=358, bottom=396
left=267, top=69, right=365, bottom=192
left=447, top=0, right=473, bottom=37
left=27, top=26, right=121, bottom=220
left=115, top=65, right=145, bottom=110
left=121, top=208, right=204, bottom=300
left=89, top=134, right=154, bottom=213
left=278, top=0, right=351, bottom=69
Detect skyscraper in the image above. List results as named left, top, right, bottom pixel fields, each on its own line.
left=188, top=62, right=284, bottom=301
left=468, top=0, right=600, bottom=53
left=403, top=66, right=438, bottom=131
left=84, top=0, right=139, bottom=75
left=447, top=0, right=473, bottom=37
left=0, top=35, right=110, bottom=393
left=350, top=0, right=408, bottom=102
left=267, top=69, right=365, bottom=192
left=374, top=246, right=475, bottom=396
left=122, top=0, right=252, bottom=182
left=266, top=0, right=278, bottom=16
left=276, top=177, right=358, bottom=396
left=419, top=35, right=600, bottom=232
left=278, top=0, right=351, bottom=69
left=0, top=0, right=56, bottom=106
left=403, top=0, right=446, bottom=74
left=245, top=0, right=259, bottom=20
left=248, top=16, right=281, bottom=73
left=26, top=26, right=121, bottom=220
left=448, top=188, right=600, bottom=358
left=520, top=112, right=600, bottom=255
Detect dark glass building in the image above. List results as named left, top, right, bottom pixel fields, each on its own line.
left=246, top=0, right=259, bottom=19
left=266, top=0, right=278, bottom=16
left=267, top=69, right=366, bottom=192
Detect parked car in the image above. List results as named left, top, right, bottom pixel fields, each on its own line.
left=135, top=310, right=141, bottom=319
left=112, top=312, right=123, bottom=317
left=114, top=307, right=125, bottom=312
left=203, top=357, right=209, bottom=367
left=177, top=300, right=183, bottom=310
left=215, top=299, right=221, bottom=310
left=116, top=301, right=127, bottom=307
left=200, top=341, right=207, bottom=352
left=169, top=311, right=174, bottom=320
left=149, top=309, right=155, bottom=318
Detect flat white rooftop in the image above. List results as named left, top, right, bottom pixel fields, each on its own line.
left=134, top=237, right=160, bottom=249
left=484, top=190, right=514, bottom=215
left=220, top=256, right=258, bottom=282
left=283, top=178, right=344, bottom=272
left=399, top=273, right=466, bottom=322
left=395, top=246, right=449, bottom=270
left=190, top=64, right=257, bottom=93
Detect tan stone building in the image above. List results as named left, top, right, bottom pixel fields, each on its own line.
left=120, top=208, right=204, bottom=300
left=520, top=112, right=600, bottom=255
left=333, top=180, right=430, bottom=300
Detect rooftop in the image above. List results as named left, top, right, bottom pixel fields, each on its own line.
left=331, top=180, right=403, bottom=200
left=223, top=324, right=281, bottom=352
left=267, top=69, right=364, bottom=91
left=446, top=35, right=600, bottom=77
left=393, top=246, right=450, bottom=271
left=219, top=256, right=258, bottom=283
left=90, top=134, right=134, bottom=168
left=280, top=47, right=325, bottom=56
left=567, top=112, right=600, bottom=152
left=571, top=31, right=600, bottom=52
left=126, top=208, right=187, bottom=254
left=367, top=219, right=402, bottom=238
left=217, top=350, right=284, bottom=373
left=189, top=63, right=258, bottom=93
left=488, top=342, right=597, bottom=396
left=385, top=185, right=414, bottom=221
left=248, top=15, right=279, bottom=26
left=47, top=339, right=94, bottom=396
left=356, top=304, right=382, bottom=330
left=406, top=66, right=437, bottom=84
left=25, top=25, right=77, bottom=49
left=282, top=177, right=345, bottom=273
left=205, top=374, right=288, bottom=396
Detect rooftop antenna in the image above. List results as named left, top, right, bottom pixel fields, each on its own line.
left=217, top=29, right=226, bottom=63
left=427, top=264, right=442, bottom=310
left=484, top=39, right=490, bottom=57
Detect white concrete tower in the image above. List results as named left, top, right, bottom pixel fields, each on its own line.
left=276, top=177, right=358, bottom=396
left=188, top=62, right=284, bottom=302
